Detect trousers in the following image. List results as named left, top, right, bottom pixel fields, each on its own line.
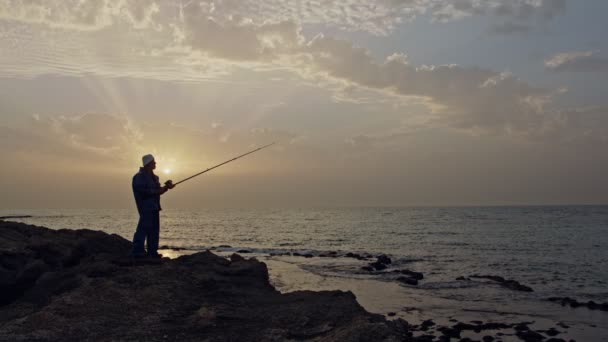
left=132, top=210, right=160, bottom=256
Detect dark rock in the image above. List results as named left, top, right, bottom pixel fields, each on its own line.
left=545, top=328, right=560, bottom=336
left=292, top=252, right=302, bottom=256
left=470, top=275, right=533, bottom=292
left=546, top=339, right=566, bottom=342
left=438, top=327, right=461, bottom=339
left=396, top=276, right=418, bottom=286
left=0, top=221, right=406, bottom=341
left=547, top=297, right=608, bottom=311
left=387, top=312, right=396, bottom=317
left=370, top=261, right=387, bottom=271
left=483, top=336, right=495, bottom=342
left=516, top=330, right=545, bottom=341
left=303, top=253, right=313, bottom=258
left=421, top=319, right=435, bottom=327
left=361, top=266, right=374, bottom=272
left=377, top=254, right=392, bottom=265
left=556, top=322, right=569, bottom=329
left=395, top=269, right=424, bottom=280
left=236, top=249, right=251, bottom=253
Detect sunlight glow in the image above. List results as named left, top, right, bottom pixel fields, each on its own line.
left=163, top=168, right=171, bottom=174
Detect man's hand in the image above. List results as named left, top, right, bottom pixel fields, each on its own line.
left=165, top=180, right=175, bottom=189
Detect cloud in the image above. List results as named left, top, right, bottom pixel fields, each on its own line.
left=545, top=51, right=608, bottom=72
left=28, top=113, right=142, bottom=158
left=297, top=36, right=551, bottom=135
left=0, top=0, right=160, bottom=30
left=1, top=0, right=566, bottom=36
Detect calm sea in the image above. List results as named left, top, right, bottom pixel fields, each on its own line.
left=2, top=206, right=607, bottom=337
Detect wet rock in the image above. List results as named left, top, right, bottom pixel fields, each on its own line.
left=236, top=249, right=251, bottom=253
left=420, top=319, right=435, bottom=331
left=377, top=254, right=392, bottom=265
left=397, top=276, right=418, bottom=286
left=370, top=261, right=388, bottom=271
left=516, top=329, right=545, bottom=341
left=387, top=312, right=396, bottom=317
left=303, top=253, right=313, bottom=258
left=544, top=328, right=560, bottom=336
left=394, top=269, right=424, bottom=280
left=438, top=327, right=461, bottom=339
left=547, top=297, right=608, bottom=311
left=470, top=275, right=533, bottom=292
left=0, top=221, right=406, bottom=341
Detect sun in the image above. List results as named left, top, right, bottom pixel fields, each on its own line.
left=163, top=168, right=171, bottom=174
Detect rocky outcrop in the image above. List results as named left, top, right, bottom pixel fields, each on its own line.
left=0, top=220, right=410, bottom=341
left=547, top=297, right=608, bottom=311
left=468, top=275, right=534, bottom=292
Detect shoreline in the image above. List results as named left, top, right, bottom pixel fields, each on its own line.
left=1, top=219, right=606, bottom=341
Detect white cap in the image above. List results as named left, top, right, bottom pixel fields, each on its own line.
left=142, top=154, right=155, bottom=166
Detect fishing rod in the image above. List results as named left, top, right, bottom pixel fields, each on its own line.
left=165, top=142, right=275, bottom=188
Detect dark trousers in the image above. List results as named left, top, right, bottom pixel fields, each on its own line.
left=132, top=210, right=160, bottom=256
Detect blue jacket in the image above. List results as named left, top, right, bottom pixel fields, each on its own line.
left=132, top=168, right=162, bottom=213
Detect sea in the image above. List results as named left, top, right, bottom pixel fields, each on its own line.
left=2, top=206, right=607, bottom=340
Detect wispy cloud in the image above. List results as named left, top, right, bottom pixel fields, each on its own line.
left=545, top=51, right=608, bottom=72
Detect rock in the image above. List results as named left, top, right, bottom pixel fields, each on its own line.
left=0, top=221, right=406, bottom=341
left=395, top=269, right=424, bottom=280
left=361, top=266, right=374, bottom=272
left=516, top=330, right=545, bottom=342
left=397, top=277, right=418, bottom=286
left=483, top=336, right=495, bottom=342
left=387, top=312, right=396, bottom=317
left=545, top=339, right=566, bottom=342
left=377, top=254, right=392, bottom=265
left=345, top=252, right=366, bottom=260
left=547, top=297, right=608, bottom=311
left=236, top=249, right=251, bottom=253
left=545, top=328, right=560, bottom=336
left=470, top=275, right=533, bottom=292
left=370, top=261, right=387, bottom=271
left=438, top=327, right=461, bottom=339
left=303, top=254, right=313, bottom=258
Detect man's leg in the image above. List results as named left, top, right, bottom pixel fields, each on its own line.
left=131, top=214, right=147, bottom=256
left=146, top=211, right=160, bottom=256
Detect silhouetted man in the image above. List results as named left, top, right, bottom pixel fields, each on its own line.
left=131, top=154, right=174, bottom=257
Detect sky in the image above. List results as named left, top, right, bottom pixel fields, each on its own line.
left=1, top=0, right=608, bottom=209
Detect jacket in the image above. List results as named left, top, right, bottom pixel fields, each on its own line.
left=132, top=168, right=162, bottom=213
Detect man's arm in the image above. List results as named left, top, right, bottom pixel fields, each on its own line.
left=133, top=174, right=164, bottom=196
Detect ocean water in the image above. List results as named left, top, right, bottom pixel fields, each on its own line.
left=2, top=206, right=608, bottom=339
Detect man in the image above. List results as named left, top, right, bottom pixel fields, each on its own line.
left=131, top=154, right=174, bottom=258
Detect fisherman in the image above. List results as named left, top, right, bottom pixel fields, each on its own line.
left=131, top=154, right=174, bottom=258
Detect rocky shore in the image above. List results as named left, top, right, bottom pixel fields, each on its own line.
left=0, top=220, right=413, bottom=341
left=0, top=220, right=588, bottom=342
